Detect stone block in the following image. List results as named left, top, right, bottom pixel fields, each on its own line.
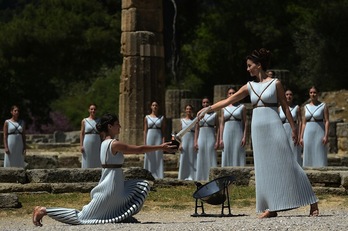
left=51, top=182, right=97, bottom=194
left=27, top=169, right=101, bottom=183
left=329, top=121, right=337, bottom=137
left=122, top=0, right=162, bottom=10
left=0, top=183, right=52, bottom=193
left=122, top=8, right=163, bottom=32
left=328, top=136, right=338, bottom=153
left=306, top=171, right=341, bottom=187
left=336, top=123, right=348, bottom=137
left=64, top=131, right=80, bottom=144
left=53, top=131, right=66, bottom=143
left=313, top=186, right=347, bottom=195
left=341, top=173, right=348, bottom=189
left=25, top=155, right=58, bottom=169
left=209, top=167, right=254, bottom=186
left=58, top=156, right=81, bottom=168
left=171, top=118, right=181, bottom=134
left=0, top=193, right=22, bottom=208
left=124, top=167, right=155, bottom=181
left=213, top=85, right=242, bottom=104
left=338, top=137, right=348, bottom=155
left=0, top=168, right=27, bottom=183
left=121, top=31, right=164, bottom=56
left=165, top=89, right=192, bottom=119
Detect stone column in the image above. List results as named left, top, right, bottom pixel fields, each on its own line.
left=119, top=0, right=165, bottom=144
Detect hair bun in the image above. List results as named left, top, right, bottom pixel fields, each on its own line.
left=251, top=48, right=271, bottom=60
left=96, top=122, right=102, bottom=133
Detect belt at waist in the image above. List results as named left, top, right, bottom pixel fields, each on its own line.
left=226, top=119, right=242, bottom=122
left=148, top=128, right=161, bottom=129
left=7, top=133, right=21, bottom=135
left=307, top=119, right=324, bottom=122
left=85, top=132, right=99, bottom=135
left=199, top=125, right=214, bottom=128
left=253, top=103, right=278, bottom=109
left=282, top=121, right=297, bottom=124
left=101, top=164, right=123, bottom=168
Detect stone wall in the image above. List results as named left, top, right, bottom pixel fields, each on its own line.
left=1, top=167, right=347, bottom=196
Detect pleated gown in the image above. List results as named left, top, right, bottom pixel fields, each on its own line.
left=303, top=103, right=328, bottom=167
left=221, top=105, right=246, bottom=167
left=46, top=139, right=150, bottom=225
left=144, top=115, right=164, bottom=179
left=4, top=120, right=25, bottom=168
left=196, top=112, right=217, bottom=181
left=178, top=118, right=197, bottom=180
left=248, top=79, right=318, bottom=213
left=279, top=105, right=302, bottom=166
left=81, top=118, right=101, bottom=168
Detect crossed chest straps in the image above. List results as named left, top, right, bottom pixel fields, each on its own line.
left=147, top=116, right=162, bottom=129
left=305, top=104, right=324, bottom=122
left=249, top=79, right=278, bottom=109
left=7, top=120, right=23, bottom=135
left=84, top=119, right=99, bottom=135
left=200, top=113, right=215, bottom=128
left=182, top=119, right=195, bottom=132
left=282, top=106, right=297, bottom=124
left=102, top=139, right=123, bottom=169
left=224, top=105, right=242, bottom=122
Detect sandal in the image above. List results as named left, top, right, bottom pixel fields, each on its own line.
left=32, top=206, right=45, bottom=227
left=309, top=209, right=319, bottom=217
left=309, top=203, right=319, bottom=217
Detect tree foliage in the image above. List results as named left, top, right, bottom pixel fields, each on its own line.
left=0, top=0, right=121, bottom=130
left=0, top=0, right=347, bottom=132
left=52, top=65, right=121, bottom=130
left=169, top=0, right=348, bottom=101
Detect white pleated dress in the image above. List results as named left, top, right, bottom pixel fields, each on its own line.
left=221, top=105, right=246, bottom=167
left=248, top=79, right=318, bottom=213
left=144, top=115, right=164, bottom=179
left=178, top=118, right=197, bottom=180
left=4, top=120, right=25, bottom=168
left=303, top=103, right=328, bottom=167
left=279, top=105, right=302, bottom=166
left=196, top=112, right=217, bottom=181
left=81, top=118, right=101, bottom=168
left=46, top=139, right=150, bottom=225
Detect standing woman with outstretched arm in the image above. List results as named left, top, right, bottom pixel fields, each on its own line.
left=197, top=48, right=319, bottom=218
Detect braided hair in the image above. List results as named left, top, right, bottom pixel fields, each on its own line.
left=96, top=113, right=119, bottom=133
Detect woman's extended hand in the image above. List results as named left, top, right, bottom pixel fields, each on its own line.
left=161, top=142, right=177, bottom=153
left=196, top=106, right=211, bottom=120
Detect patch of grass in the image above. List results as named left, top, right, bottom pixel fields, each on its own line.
left=2, top=185, right=348, bottom=218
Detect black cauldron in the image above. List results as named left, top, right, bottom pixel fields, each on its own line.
left=193, top=175, right=235, bottom=205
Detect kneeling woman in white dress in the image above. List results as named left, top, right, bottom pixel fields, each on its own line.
left=32, top=113, right=176, bottom=227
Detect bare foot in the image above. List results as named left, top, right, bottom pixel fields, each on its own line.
left=258, top=210, right=278, bottom=219
left=33, top=206, right=46, bottom=227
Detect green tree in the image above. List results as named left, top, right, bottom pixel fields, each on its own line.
left=0, top=0, right=121, bottom=129
left=52, top=65, right=121, bottom=130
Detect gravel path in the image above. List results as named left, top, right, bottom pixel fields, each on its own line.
left=1, top=205, right=348, bottom=231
